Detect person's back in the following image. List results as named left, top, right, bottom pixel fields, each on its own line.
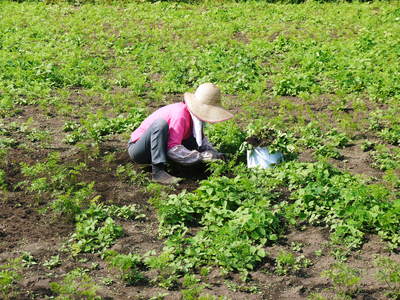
left=130, top=102, right=192, bottom=149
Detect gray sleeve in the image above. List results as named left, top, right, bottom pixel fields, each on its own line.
left=199, top=137, right=217, bottom=152
left=167, top=145, right=202, bottom=165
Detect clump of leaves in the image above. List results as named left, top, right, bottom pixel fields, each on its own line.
left=51, top=182, right=99, bottom=219
left=0, top=137, right=18, bottom=149
left=204, top=120, right=246, bottom=155
left=275, top=251, right=312, bottom=275
left=298, top=123, right=350, bottom=159
left=241, top=119, right=297, bottom=157
left=20, top=152, right=86, bottom=194
left=225, top=280, right=261, bottom=294
left=145, top=250, right=180, bottom=290
left=361, top=140, right=375, bottom=152
left=0, top=258, right=22, bottom=298
left=154, top=173, right=284, bottom=276
left=115, top=164, right=149, bottom=186
left=322, top=263, right=361, bottom=298
left=374, top=256, right=400, bottom=299
left=21, top=252, right=37, bottom=268
left=70, top=203, right=143, bottom=255
left=371, top=145, right=400, bottom=171
left=49, top=268, right=99, bottom=299
left=43, top=255, right=61, bottom=270
left=278, top=161, right=400, bottom=250
left=181, top=274, right=205, bottom=299
left=104, top=251, right=146, bottom=286
left=64, top=108, right=146, bottom=145
left=0, top=169, right=7, bottom=190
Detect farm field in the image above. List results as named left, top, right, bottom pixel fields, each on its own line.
left=0, top=1, right=400, bottom=299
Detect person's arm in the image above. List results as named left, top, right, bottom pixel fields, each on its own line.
left=167, top=145, right=202, bottom=165
left=199, top=137, right=216, bottom=152
left=199, top=137, right=225, bottom=160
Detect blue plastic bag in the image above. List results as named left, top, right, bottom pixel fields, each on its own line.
left=247, top=147, right=284, bottom=169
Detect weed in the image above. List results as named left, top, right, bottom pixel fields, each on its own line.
left=374, top=256, right=400, bottom=299
left=21, top=252, right=37, bottom=268
left=275, top=251, right=312, bottom=275
left=361, top=141, right=375, bottom=152
left=0, top=258, right=22, bottom=298
left=314, top=249, right=323, bottom=257
left=0, top=169, right=7, bottom=191
left=307, top=293, right=328, bottom=300
left=371, top=145, right=400, bottom=171
left=101, top=277, right=114, bottom=286
left=181, top=274, right=205, bottom=300
left=64, top=109, right=146, bottom=145
left=145, top=251, right=180, bottom=290
left=70, top=203, right=141, bottom=255
left=205, top=120, right=246, bottom=155
left=291, top=241, right=304, bottom=253
left=43, top=255, right=61, bottom=270
left=116, top=164, right=149, bottom=186
left=322, top=263, right=361, bottom=298
left=105, top=251, right=146, bottom=286
left=49, top=268, right=99, bottom=299
left=225, top=280, right=261, bottom=294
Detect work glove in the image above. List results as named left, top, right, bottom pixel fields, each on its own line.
left=200, top=150, right=225, bottom=162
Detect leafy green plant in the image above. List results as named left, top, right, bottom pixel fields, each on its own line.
left=20, top=152, right=86, bottom=194
left=0, top=258, right=22, bottom=298
left=225, top=280, right=261, bottom=294
left=21, top=252, right=37, bottom=268
left=374, top=256, right=400, bottom=299
left=275, top=251, right=312, bottom=275
left=298, top=123, right=350, bottom=159
left=371, top=145, right=400, bottom=171
left=105, top=251, right=146, bottom=286
left=145, top=250, right=180, bottom=290
left=115, top=164, right=149, bottom=186
left=204, top=120, right=246, bottom=155
left=181, top=274, right=205, bottom=300
left=322, top=263, right=361, bottom=298
left=153, top=173, right=285, bottom=276
left=361, top=141, right=375, bottom=152
left=51, top=182, right=99, bottom=218
left=0, top=137, right=18, bottom=149
left=291, top=241, right=304, bottom=253
left=70, top=203, right=143, bottom=255
left=43, top=255, right=61, bottom=270
left=64, top=108, right=146, bottom=145
left=242, top=120, right=297, bottom=156
left=49, top=268, right=100, bottom=299
left=0, top=169, right=7, bottom=191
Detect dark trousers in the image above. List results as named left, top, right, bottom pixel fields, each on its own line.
left=127, top=119, right=198, bottom=165
left=128, top=119, right=169, bottom=165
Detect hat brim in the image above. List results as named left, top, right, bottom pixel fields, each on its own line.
left=184, top=92, right=233, bottom=124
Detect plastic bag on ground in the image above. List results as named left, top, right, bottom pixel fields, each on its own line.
left=247, top=147, right=284, bottom=169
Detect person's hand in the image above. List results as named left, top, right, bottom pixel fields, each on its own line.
left=213, top=151, right=225, bottom=161
left=200, top=150, right=225, bottom=162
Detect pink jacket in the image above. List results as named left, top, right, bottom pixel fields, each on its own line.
left=130, top=102, right=192, bottom=149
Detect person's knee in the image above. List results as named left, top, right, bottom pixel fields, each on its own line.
left=152, top=119, right=168, bottom=134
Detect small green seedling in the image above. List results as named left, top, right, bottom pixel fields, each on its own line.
left=43, top=255, right=61, bottom=270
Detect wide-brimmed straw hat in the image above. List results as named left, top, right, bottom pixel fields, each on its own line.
left=184, top=83, right=233, bottom=123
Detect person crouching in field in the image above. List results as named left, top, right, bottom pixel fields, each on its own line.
left=128, top=83, right=233, bottom=184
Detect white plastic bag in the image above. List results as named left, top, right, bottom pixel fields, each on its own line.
left=247, top=147, right=284, bottom=169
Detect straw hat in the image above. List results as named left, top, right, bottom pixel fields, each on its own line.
left=184, top=83, right=233, bottom=123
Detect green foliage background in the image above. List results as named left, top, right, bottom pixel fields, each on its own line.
left=1, top=0, right=399, bottom=297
